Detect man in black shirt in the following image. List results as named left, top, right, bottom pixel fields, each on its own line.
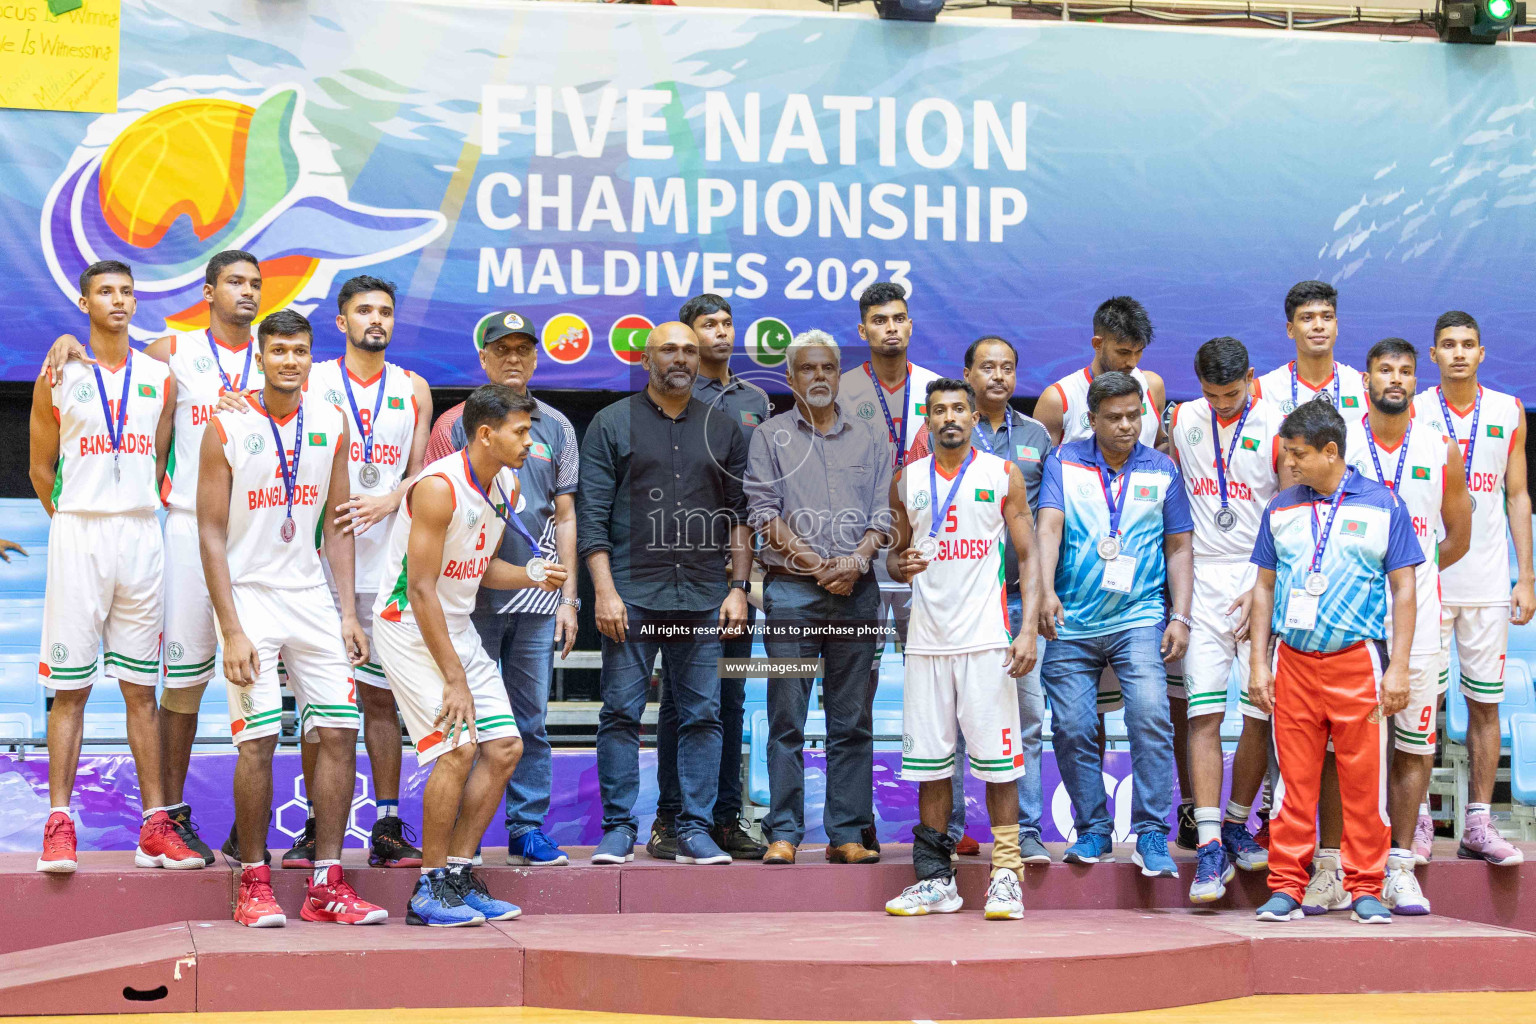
left=577, top=321, right=752, bottom=865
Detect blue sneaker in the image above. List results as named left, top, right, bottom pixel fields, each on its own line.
left=1350, top=894, right=1392, bottom=924
left=676, top=831, right=733, bottom=865
left=451, top=867, right=521, bottom=921
left=1133, top=832, right=1178, bottom=878
left=591, top=828, right=635, bottom=865
left=1063, top=832, right=1115, bottom=864
left=406, top=869, right=485, bottom=927
left=1189, top=840, right=1234, bottom=903
left=507, top=829, right=568, bottom=866
left=1221, top=820, right=1268, bottom=872
left=1255, top=891, right=1303, bottom=922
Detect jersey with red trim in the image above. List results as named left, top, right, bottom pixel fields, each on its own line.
left=163, top=330, right=264, bottom=511
left=374, top=451, right=521, bottom=631
left=838, top=360, right=941, bottom=468
left=49, top=353, right=170, bottom=514
left=213, top=393, right=345, bottom=589
left=1169, top=397, right=1281, bottom=561
left=899, top=450, right=1013, bottom=655
left=308, top=357, right=418, bottom=591
left=1254, top=360, right=1367, bottom=415
left=1414, top=385, right=1522, bottom=606
left=1050, top=366, right=1158, bottom=446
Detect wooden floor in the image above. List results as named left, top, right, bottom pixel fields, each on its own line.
left=15, top=994, right=1536, bottom=1024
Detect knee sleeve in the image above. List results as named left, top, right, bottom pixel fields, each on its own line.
left=912, top=823, right=956, bottom=881
left=160, top=681, right=208, bottom=714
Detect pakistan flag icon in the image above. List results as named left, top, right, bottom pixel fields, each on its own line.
left=746, top=317, right=793, bottom=367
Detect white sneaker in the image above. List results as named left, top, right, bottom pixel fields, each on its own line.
left=1383, top=856, right=1431, bottom=916
left=885, top=875, right=963, bottom=916
left=984, top=869, right=1024, bottom=920
left=1302, top=850, right=1350, bottom=915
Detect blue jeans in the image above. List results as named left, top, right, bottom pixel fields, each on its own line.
left=949, top=593, right=1046, bottom=839
left=597, top=606, right=723, bottom=838
left=471, top=609, right=557, bottom=841
left=657, top=604, right=754, bottom=825
left=1042, top=624, right=1173, bottom=838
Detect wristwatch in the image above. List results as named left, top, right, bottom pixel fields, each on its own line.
left=1169, top=612, right=1194, bottom=628
left=729, top=580, right=751, bottom=592
left=560, top=597, right=581, bottom=611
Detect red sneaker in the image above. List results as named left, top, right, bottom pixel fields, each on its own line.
left=135, top=810, right=206, bottom=869
left=235, top=864, right=287, bottom=928
left=301, top=865, right=388, bottom=925
left=37, top=811, right=77, bottom=874
left=956, top=834, right=981, bottom=856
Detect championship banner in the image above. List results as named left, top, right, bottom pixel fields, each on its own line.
left=1, top=0, right=1532, bottom=396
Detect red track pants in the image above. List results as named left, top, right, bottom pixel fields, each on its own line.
left=1270, top=640, right=1391, bottom=901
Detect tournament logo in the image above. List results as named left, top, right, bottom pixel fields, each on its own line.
left=240, top=691, right=255, bottom=715
left=41, top=83, right=445, bottom=336
left=745, top=317, right=792, bottom=367
left=542, top=313, right=592, bottom=365
left=73, top=382, right=95, bottom=403
left=1430, top=419, right=1446, bottom=433
left=50, top=643, right=67, bottom=665
left=1281, top=400, right=1298, bottom=414
left=1079, top=411, right=1091, bottom=429
left=1185, top=425, right=1204, bottom=445
left=244, top=433, right=266, bottom=455
left=912, top=490, right=930, bottom=511
left=324, top=389, right=345, bottom=406
left=193, top=356, right=214, bottom=374
left=1076, top=481, right=1094, bottom=498
left=466, top=508, right=480, bottom=527
left=503, top=313, right=526, bottom=332
left=609, top=314, right=652, bottom=365
left=902, top=734, right=914, bottom=753
left=166, top=641, right=185, bottom=664
left=856, top=401, right=877, bottom=420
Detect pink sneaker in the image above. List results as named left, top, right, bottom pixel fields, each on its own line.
left=1412, top=814, right=1435, bottom=865
left=1458, top=811, right=1525, bottom=866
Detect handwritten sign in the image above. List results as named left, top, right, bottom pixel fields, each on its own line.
left=0, top=0, right=119, bottom=113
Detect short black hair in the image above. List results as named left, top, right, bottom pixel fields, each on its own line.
left=926, top=377, right=976, bottom=412
left=859, top=281, right=908, bottom=320
left=1194, top=336, right=1251, bottom=386
left=204, top=250, right=259, bottom=287
left=1279, top=399, right=1347, bottom=459
left=463, top=383, right=537, bottom=439
left=1092, top=296, right=1152, bottom=350
left=1087, top=370, right=1143, bottom=413
left=964, top=335, right=1017, bottom=369
left=79, top=260, right=131, bottom=294
left=679, top=293, right=731, bottom=326
left=257, top=309, right=313, bottom=348
left=1366, top=337, right=1416, bottom=370
left=337, top=275, right=396, bottom=313
left=1434, top=310, right=1480, bottom=342
left=1285, top=280, right=1338, bottom=321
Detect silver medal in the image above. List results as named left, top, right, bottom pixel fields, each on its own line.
left=1469, top=495, right=1478, bottom=512
left=525, top=557, right=549, bottom=582
left=1313, top=391, right=1335, bottom=407
left=280, top=518, right=296, bottom=544
left=1097, top=535, right=1121, bottom=561
left=1215, top=507, right=1237, bottom=532
left=359, top=463, right=380, bottom=488
left=113, top=456, right=120, bottom=483
left=915, top=536, right=939, bottom=561
left=1304, top=571, right=1328, bottom=597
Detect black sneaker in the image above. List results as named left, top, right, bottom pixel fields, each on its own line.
left=646, top=812, right=678, bottom=861
left=369, top=815, right=424, bottom=867
left=219, top=817, right=271, bottom=866
left=711, top=819, right=766, bottom=860
left=282, top=816, right=317, bottom=868
left=1176, top=803, right=1199, bottom=852
left=168, top=804, right=215, bottom=866
left=861, top=824, right=882, bottom=854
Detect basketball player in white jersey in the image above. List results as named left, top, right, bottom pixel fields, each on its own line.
left=28, top=260, right=203, bottom=874
left=41, top=250, right=264, bottom=863
left=374, top=385, right=567, bottom=926
left=1416, top=310, right=1534, bottom=868
left=286, top=275, right=433, bottom=870
left=1168, top=337, right=1281, bottom=902
left=1034, top=296, right=1167, bottom=449
left=1254, top=280, right=1368, bottom=415
left=199, top=309, right=385, bottom=928
left=1324, top=338, right=1471, bottom=915
left=883, top=379, right=1041, bottom=921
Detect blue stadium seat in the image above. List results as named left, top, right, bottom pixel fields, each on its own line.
left=0, top=652, right=45, bottom=739
left=1500, top=661, right=1535, bottom=744
left=0, top=545, right=47, bottom=595
left=1446, top=682, right=1469, bottom=746
left=1509, top=712, right=1536, bottom=808
left=0, top=598, right=44, bottom=654
left=0, top=500, right=51, bottom=548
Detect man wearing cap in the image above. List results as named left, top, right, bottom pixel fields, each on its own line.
left=424, top=311, right=581, bottom=867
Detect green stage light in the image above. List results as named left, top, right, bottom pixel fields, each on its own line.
left=1438, top=0, right=1525, bottom=41
left=1487, top=0, right=1514, bottom=21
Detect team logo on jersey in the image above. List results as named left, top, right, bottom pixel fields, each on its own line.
left=901, top=734, right=914, bottom=753
left=1489, top=425, right=1505, bottom=438
left=166, top=642, right=184, bottom=663
left=1185, top=425, right=1204, bottom=445
left=1079, top=411, right=1091, bottom=429
left=1412, top=466, right=1431, bottom=480
left=1281, top=400, right=1297, bottom=414
left=50, top=643, right=68, bottom=664
left=73, top=382, right=95, bottom=403
left=244, top=433, right=265, bottom=454
left=1341, top=519, right=1368, bottom=538
left=1133, top=484, right=1159, bottom=502
left=912, top=490, right=930, bottom=511
left=515, top=492, right=527, bottom=513
left=240, top=691, right=255, bottom=715
left=1076, top=481, right=1094, bottom=498
left=1240, top=436, right=1260, bottom=451
left=466, top=508, right=480, bottom=527
left=857, top=401, right=877, bottom=420
left=193, top=356, right=214, bottom=373
left=324, top=389, right=345, bottom=405
left=975, top=488, right=996, bottom=502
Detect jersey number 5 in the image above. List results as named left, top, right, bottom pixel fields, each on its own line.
left=944, top=508, right=958, bottom=533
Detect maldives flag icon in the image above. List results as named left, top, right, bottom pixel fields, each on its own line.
left=1342, top=519, right=1368, bottom=538
left=609, top=314, right=652, bottom=365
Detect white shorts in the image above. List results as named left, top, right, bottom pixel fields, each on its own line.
left=226, top=583, right=358, bottom=744
left=1184, top=562, right=1261, bottom=721
left=39, top=512, right=163, bottom=690
left=1442, top=605, right=1509, bottom=704
left=1393, top=648, right=1448, bottom=755
left=901, top=649, right=1025, bottom=783
left=162, top=509, right=218, bottom=688
left=329, top=583, right=387, bottom=690
left=373, top=615, right=518, bottom=766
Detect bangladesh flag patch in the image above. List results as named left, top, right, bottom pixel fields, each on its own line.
left=307, top=432, right=327, bottom=446
left=740, top=411, right=762, bottom=426
left=975, top=488, right=996, bottom=502
left=528, top=441, right=553, bottom=461
left=1240, top=436, right=1260, bottom=451
left=1016, top=444, right=1041, bottom=462
left=1341, top=519, right=1368, bottom=538
left=387, top=397, right=405, bottom=410
left=1489, top=425, right=1505, bottom=438
left=1342, top=396, right=1360, bottom=408
left=1412, top=466, right=1430, bottom=480
left=1134, top=484, right=1159, bottom=501
left=137, top=384, right=157, bottom=399
left=916, top=403, right=928, bottom=415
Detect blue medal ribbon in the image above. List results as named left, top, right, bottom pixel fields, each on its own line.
left=1291, top=362, right=1341, bottom=409
left=259, top=393, right=303, bottom=531
left=207, top=331, right=252, bottom=393
left=972, top=411, right=1013, bottom=462
left=91, top=352, right=132, bottom=480
left=1307, top=469, right=1351, bottom=575
left=1209, top=399, right=1253, bottom=517
left=1093, top=440, right=1133, bottom=542
left=1364, top=417, right=1411, bottom=494
left=868, top=362, right=911, bottom=470
left=925, top=449, right=976, bottom=545
left=339, top=359, right=388, bottom=467
left=462, top=452, right=541, bottom=554
left=1436, top=385, right=1480, bottom=490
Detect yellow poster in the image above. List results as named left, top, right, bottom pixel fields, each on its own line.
left=0, top=0, right=120, bottom=113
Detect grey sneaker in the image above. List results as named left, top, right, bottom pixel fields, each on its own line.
left=1020, top=832, right=1052, bottom=865
left=591, top=828, right=636, bottom=865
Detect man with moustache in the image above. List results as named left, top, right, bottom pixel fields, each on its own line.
left=578, top=322, right=752, bottom=866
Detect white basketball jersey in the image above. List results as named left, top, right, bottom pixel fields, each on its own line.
left=1255, top=360, right=1367, bottom=416
left=213, top=392, right=346, bottom=590
left=374, top=451, right=520, bottom=632
left=308, top=357, right=418, bottom=591
left=839, top=360, right=941, bottom=468
left=50, top=353, right=171, bottom=514
left=1415, top=385, right=1522, bottom=607
left=163, top=330, right=264, bottom=512
left=1050, top=366, right=1158, bottom=446
left=1345, top=414, right=1449, bottom=655
left=1170, top=398, right=1280, bottom=561
left=901, top=450, right=1013, bottom=655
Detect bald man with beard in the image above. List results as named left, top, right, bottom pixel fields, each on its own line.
left=577, top=322, right=753, bottom=867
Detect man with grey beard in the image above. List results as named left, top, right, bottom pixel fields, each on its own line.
left=577, top=322, right=752, bottom=866
left=745, top=330, right=892, bottom=864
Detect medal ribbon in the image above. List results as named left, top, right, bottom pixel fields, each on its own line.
left=259, top=393, right=303, bottom=530
left=1307, top=469, right=1351, bottom=576
left=925, top=449, right=975, bottom=545
left=1093, top=440, right=1133, bottom=542
left=1291, top=361, right=1341, bottom=408
left=1364, top=417, right=1411, bottom=494
left=206, top=330, right=253, bottom=393
left=1209, top=399, right=1253, bottom=517
left=461, top=452, right=541, bottom=552
left=868, top=362, right=911, bottom=471
left=972, top=412, right=1013, bottom=462
left=91, top=352, right=132, bottom=474
left=339, top=359, right=387, bottom=467
left=1436, top=385, right=1480, bottom=489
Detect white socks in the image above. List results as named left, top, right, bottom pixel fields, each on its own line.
left=312, top=859, right=339, bottom=885
left=1223, top=800, right=1251, bottom=824
left=1194, top=807, right=1222, bottom=846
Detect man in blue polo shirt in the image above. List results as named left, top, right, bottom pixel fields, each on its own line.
left=1037, top=371, right=1193, bottom=877
left=1248, top=400, right=1420, bottom=925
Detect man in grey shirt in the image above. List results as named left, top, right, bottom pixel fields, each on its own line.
left=745, top=329, right=893, bottom=865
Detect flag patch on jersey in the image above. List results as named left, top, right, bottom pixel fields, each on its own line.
left=528, top=442, right=553, bottom=461
left=1489, top=425, right=1505, bottom=438
left=975, top=488, right=995, bottom=502
left=1240, top=437, right=1260, bottom=451
left=1341, top=519, right=1368, bottom=537
left=137, top=384, right=157, bottom=398
left=740, top=411, right=762, bottom=426
left=916, top=404, right=928, bottom=415
left=1412, top=466, right=1430, bottom=480
left=1016, top=444, right=1040, bottom=462
left=307, top=432, right=327, bottom=446
left=1342, top=396, right=1360, bottom=408
left=387, top=397, right=405, bottom=410
left=1134, top=484, right=1159, bottom=501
